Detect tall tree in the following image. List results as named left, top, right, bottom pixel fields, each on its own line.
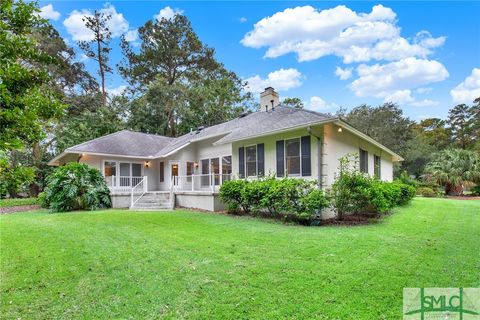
left=119, top=14, right=250, bottom=137
left=78, top=10, right=112, bottom=106
left=447, top=104, right=476, bottom=149
left=0, top=0, right=65, bottom=151
left=282, top=97, right=304, bottom=109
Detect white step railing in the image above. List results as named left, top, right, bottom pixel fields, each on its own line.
left=130, top=176, right=148, bottom=207
left=171, top=173, right=232, bottom=192
left=107, top=176, right=145, bottom=193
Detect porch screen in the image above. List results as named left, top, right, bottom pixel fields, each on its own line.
left=222, top=156, right=232, bottom=181
left=159, top=162, right=164, bottom=182
left=201, top=159, right=210, bottom=186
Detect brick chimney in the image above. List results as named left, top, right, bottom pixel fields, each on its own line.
left=260, top=87, right=279, bottom=112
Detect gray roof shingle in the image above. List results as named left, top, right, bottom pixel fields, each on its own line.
left=66, top=130, right=174, bottom=157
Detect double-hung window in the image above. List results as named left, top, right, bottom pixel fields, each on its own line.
left=246, top=145, right=257, bottom=177
left=285, top=138, right=301, bottom=175
left=359, top=149, right=368, bottom=173
left=374, top=155, right=381, bottom=179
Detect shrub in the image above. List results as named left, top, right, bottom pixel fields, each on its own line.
left=471, top=185, right=480, bottom=196
left=416, top=186, right=437, bottom=197
left=330, top=154, right=416, bottom=218
left=40, top=163, right=111, bottom=212
left=220, top=176, right=329, bottom=224
left=219, top=179, right=250, bottom=213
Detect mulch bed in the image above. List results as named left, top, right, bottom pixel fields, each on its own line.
left=444, top=196, right=480, bottom=200
left=0, top=205, right=41, bottom=214
left=320, top=213, right=382, bottom=226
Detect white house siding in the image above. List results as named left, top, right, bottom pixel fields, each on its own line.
left=323, top=123, right=394, bottom=187
left=231, top=125, right=323, bottom=182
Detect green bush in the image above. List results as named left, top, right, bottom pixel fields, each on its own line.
left=40, top=163, right=111, bottom=212
left=416, top=186, right=437, bottom=197
left=330, top=154, right=416, bottom=218
left=220, top=176, right=329, bottom=224
left=470, top=185, right=480, bottom=196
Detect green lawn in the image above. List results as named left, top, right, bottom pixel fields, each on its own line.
left=0, top=198, right=38, bottom=207
left=1, top=198, right=479, bottom=319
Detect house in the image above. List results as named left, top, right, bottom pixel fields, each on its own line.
left=49, top=87, right=403, bottom=212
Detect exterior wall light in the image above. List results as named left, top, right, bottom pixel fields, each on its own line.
left=338, top=127, right=343, bottom=132
left=145, top=161, right=150, bottom=168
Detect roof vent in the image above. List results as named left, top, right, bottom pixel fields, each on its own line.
left=239, top=111, right=250, bottom=118
left=195, top=126, right=205, bottom=134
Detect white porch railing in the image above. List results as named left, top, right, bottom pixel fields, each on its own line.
left=171, top=173, right=232, bottom=192
left=106, top=175, right=144, bottom=193
left=131, top=176, right=148, bottom=207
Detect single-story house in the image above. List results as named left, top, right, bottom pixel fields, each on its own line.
left=49, top=87, right=403, bottom=212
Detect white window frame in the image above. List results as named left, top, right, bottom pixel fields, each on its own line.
left=284, top=137, right=302, bottom=177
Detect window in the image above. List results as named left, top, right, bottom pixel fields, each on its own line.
left=186, top=162, right=194, bottom=183
left=201, top=159, right=210, bottom=186
left=222, top=156, right=232, bottom=182
left=246, top=145, right=257, bottom=177
left=360, top=149, right=368, bottom=173
left=211, top=158, right=220, bottom=185
left=285, top=138, right=301, bottom=175
left=374, top=155, right=381, bottom=179
left=104, top=161, right=116, bottom=186
left=132, top=163, right=142, bottom=177
left=159, top=162, right=164, bottom=183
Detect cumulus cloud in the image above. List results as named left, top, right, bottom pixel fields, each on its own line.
left=63, top=4, right=130, bottom=41
left=107, top=85, right=127, bottom=97
left=350, top=58, right=448, bottom=106
left=241, top=5, right=445, bottom=63
left=244, top=68, right=303, bottom=93
left=154, top=6, right=183, bottom=21
left=307, top=96, right=338, bottom=111
left=239, top=17, right=247, bottom=23
left=124, top=29, right=138, bottom=42
left=416, top=87, right=433, bottom=94
left=39, top=4, right=60, bottom=21
left=450, top=68, right=480, bottom=104
left=335, top=66, right=353, bottom=80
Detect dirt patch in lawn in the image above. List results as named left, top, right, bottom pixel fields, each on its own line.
left=0, top=205, right=41, bottom=214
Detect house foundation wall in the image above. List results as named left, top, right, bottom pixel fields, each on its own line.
left=111, top=194, right=131, bottom=208
left=174, top=192, right=225, bottom=212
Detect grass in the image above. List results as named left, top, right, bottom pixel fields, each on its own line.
left=0, top=197, right=38, bottom=208
left=1, top=198, right=479, bottom=319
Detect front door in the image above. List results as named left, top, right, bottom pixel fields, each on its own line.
left=171, top=163, right=179, bottom=185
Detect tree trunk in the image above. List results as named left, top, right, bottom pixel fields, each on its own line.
left=445, top=182, right=463, bottom=196
left=97, top=36, right=106, bottom=106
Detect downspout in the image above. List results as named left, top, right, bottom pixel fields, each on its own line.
left=307, top=126, right=323, bottom=189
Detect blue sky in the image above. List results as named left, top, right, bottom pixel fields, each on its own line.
left=39, top=1, right=480, bottom=120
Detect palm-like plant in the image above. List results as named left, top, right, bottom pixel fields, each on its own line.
left=425, top=149, right=480, bottom=195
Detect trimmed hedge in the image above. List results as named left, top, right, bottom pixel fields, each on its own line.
left=220, top=176, right=328, bottom=224
left=40, top=163, right=111, bottom=212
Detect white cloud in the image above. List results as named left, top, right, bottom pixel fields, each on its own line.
left=244, top=68, right=303, bottom=93
left=107, top=85, right=127, bottom=97
left=39, top=4, right=60, bottom=21
left=351, top=58, right=448, bottom=105
left=416, top=87, right=433, bottom=94
left=63, top=4, right=129, bottom=41
left=124, top=29, right=138, bottom=42
left=79, top=53, right=89, bottom=62
left=239, top=17, right=247, bottom=23
left=335, top=66, right=353, bottom=80
left=241, top=5, right=445, bottom=63
left=154, top=6, right=183, bottom=21
left=450, top=68, right=480, bottom=104
left=307, top=96, right=338, bottom=111
left=410, top=99, right=439, bottom=107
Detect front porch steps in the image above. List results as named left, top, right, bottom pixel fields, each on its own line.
left=130, top=192, right=173, bottom=210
